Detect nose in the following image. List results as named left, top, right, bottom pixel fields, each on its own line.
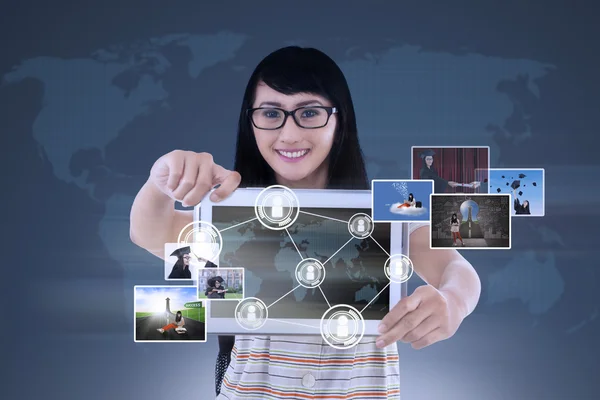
left=277, top=115, right=303, bottom=143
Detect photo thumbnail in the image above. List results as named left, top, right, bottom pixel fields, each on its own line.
left=412, top=146, right=489, bottom=193
left=371, top=179, right=433, bottom=222
left=134, top=286, right=206, bottom=342
left=430, top=194, right=510, bottom=249
left=197, top=268, right=244, bottom=300
left=479, top=168, right=545, bottom=217
left=164, top=243, right=218, bottom=281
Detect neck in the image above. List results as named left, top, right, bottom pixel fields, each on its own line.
left=275, top=163, right=329, bottom=189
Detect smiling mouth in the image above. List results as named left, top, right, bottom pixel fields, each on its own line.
left=275, top=149, right=310, bottom=159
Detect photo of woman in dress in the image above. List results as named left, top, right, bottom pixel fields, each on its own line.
left=450, top=213, right=465, bottom=247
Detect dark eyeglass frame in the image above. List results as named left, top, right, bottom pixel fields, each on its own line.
left=246, top=106, right=338, bottom=130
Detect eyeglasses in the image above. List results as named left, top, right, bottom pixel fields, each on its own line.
left=183, top=256, right=192, bottom=260
left=247, top=106, right=337, bottom=130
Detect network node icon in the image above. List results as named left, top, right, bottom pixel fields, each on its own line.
left=295, top=258, right=326, bottom=288
left=177, top=220, right=222, bottom=261
left=320, top=305, right=365, bottom=349
left=384, top=254, right=414, bottom=284
left=348, top=213, right=374, bottom=239
left=254, top=185, right=300, bottom=230
left=235, top=297, right=268, bottom=330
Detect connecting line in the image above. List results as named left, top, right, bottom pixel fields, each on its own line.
left=369, top=236, right=391, bottom=258
left=270, top=319, right=321, bottom=330
left=360, top=282, right=391, bottom=314
left=299, top=210, right=348, bottom=224
left=285, top=228, right=304, bottom=260
left=219, top=217, right=258, bottom=232
left=324, top=237, right=354, bottom=265
left=318, top=286, right=331, bottom=308
left=267, top=284, right=302, bottom=309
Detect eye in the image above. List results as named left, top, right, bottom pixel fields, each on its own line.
left=261, top=109, right=282, bottom=119
left=300, top=108, right=320, bottom=118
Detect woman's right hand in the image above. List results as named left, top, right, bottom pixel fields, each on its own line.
left=149, top=150, right=242, bottom=207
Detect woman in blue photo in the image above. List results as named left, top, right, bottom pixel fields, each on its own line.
left=130, top=46, right=481, bottom=399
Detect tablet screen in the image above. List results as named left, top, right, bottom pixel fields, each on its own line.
left=209, top=206, right=391, bottom=321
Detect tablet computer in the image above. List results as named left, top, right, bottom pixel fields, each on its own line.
left=194, top=187, right=408, bottom=335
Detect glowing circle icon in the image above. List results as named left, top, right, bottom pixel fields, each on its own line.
left=348, top=213, right=374, bottom=239
left=254, top=185, right=300, bottom=230
left=235, top=297, right=268, bottom=330
left=177, top=221, right=222, bottom=261
left=320, top=305, right=365, bottom=349
left=384, top=254, right=414, bottom=283
left=295, top=258, right=326, bottom=288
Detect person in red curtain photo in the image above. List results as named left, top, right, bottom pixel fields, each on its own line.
left=412, top=147, right=489, bottom=193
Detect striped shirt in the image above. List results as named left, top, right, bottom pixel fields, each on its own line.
left=216, top=222, right=429, bottom=400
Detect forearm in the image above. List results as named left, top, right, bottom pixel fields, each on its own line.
left=130, top=179, right=177, bottom=257
left=437, top=258, right=481, bottom=319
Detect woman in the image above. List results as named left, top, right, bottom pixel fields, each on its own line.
left=419, top=149, right=458, bottom=193
left=206, top=277, right=227, bottom=299
left=397, top=192, right=416, bottom=209
left=157, top=311, right=185, bottom=333
left=513, top=188, right=531, bottom=214
left=450, top=213, right=465, bottom=247
left=167, top=246, right=192, bottom=279
left=130, top=46, right=481, bottom=399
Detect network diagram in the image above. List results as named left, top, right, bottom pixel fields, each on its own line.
left=176, top=185, right=415, bottom=349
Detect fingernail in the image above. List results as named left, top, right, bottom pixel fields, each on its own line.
left=210, top=193, right=220, bottom=202
left=378, top=324, right=387, bottom=334
left=376, top=340, right=385, bottom=348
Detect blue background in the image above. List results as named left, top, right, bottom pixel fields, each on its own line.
left=489, top=168, right=545, bottom=216
left=372, top=180, right=433, bottom=222
left=1, top=1, right=598, bottom=399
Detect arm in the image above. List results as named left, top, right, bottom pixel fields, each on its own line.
left=130, top=180, right=193, bottom=259
left=409, top=225, right=481, bottom=318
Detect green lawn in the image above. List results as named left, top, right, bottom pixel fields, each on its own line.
left=135, top=308, right=205, bottom=323
left=198, top=292, right=243, bottom=300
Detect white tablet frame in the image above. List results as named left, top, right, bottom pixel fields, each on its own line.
left=194, top=188, right=408, bottom=336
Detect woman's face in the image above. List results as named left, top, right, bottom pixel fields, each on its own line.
left=215, top=281, right=221, bottom=287
left=183, top=255, right=191, bottom=265
left=425, top=156, right=434, bottom=167
left=523, top=200, right=529, bottom=207
left=252, top=82, right=336, bottom=187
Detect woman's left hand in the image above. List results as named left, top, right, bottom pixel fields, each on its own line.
left=376, top=285, right=464, bottom=350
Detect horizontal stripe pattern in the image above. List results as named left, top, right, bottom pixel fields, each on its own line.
left=216, top=335, right=400, bottom=399
left=216, top=223, right=427, bottom=399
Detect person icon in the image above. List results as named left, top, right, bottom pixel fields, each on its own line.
left=356, top=219, right=365, bottom=233
left=336, top=315, right=349, bottom=338
left=305, top=265, right=315, bottom=281
left=246, top=305, right=257, bottom=322
left=271, top=195, right=283, bottom=218
left=393, top=260, right=404, bottom=277
left=193, top=230, right=213, bottom=259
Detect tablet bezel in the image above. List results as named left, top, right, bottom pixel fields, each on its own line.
left=195, top=187, right=408, bottom=335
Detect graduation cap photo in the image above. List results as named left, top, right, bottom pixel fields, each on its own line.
left=486, top=168, right=545, bottom=217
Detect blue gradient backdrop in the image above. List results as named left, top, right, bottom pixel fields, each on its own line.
left=1, top=1, right=598, bottom=399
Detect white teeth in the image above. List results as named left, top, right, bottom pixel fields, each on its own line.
left=278, top=150, right=308, bottom=159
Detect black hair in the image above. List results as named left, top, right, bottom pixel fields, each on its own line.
left=421, top=154, right=438, bottom=176
left=175, top=311, right=182, bottom=322
left=408, top=193, right=414, bottom=201
left=451, top=213, right=458, bottom=223
left=174, top=255, right=189, bottom=270
left=233, top=46, right=369, bottom=190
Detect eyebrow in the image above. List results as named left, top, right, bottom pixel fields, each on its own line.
left=258, top=100, right=324, bottom=108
